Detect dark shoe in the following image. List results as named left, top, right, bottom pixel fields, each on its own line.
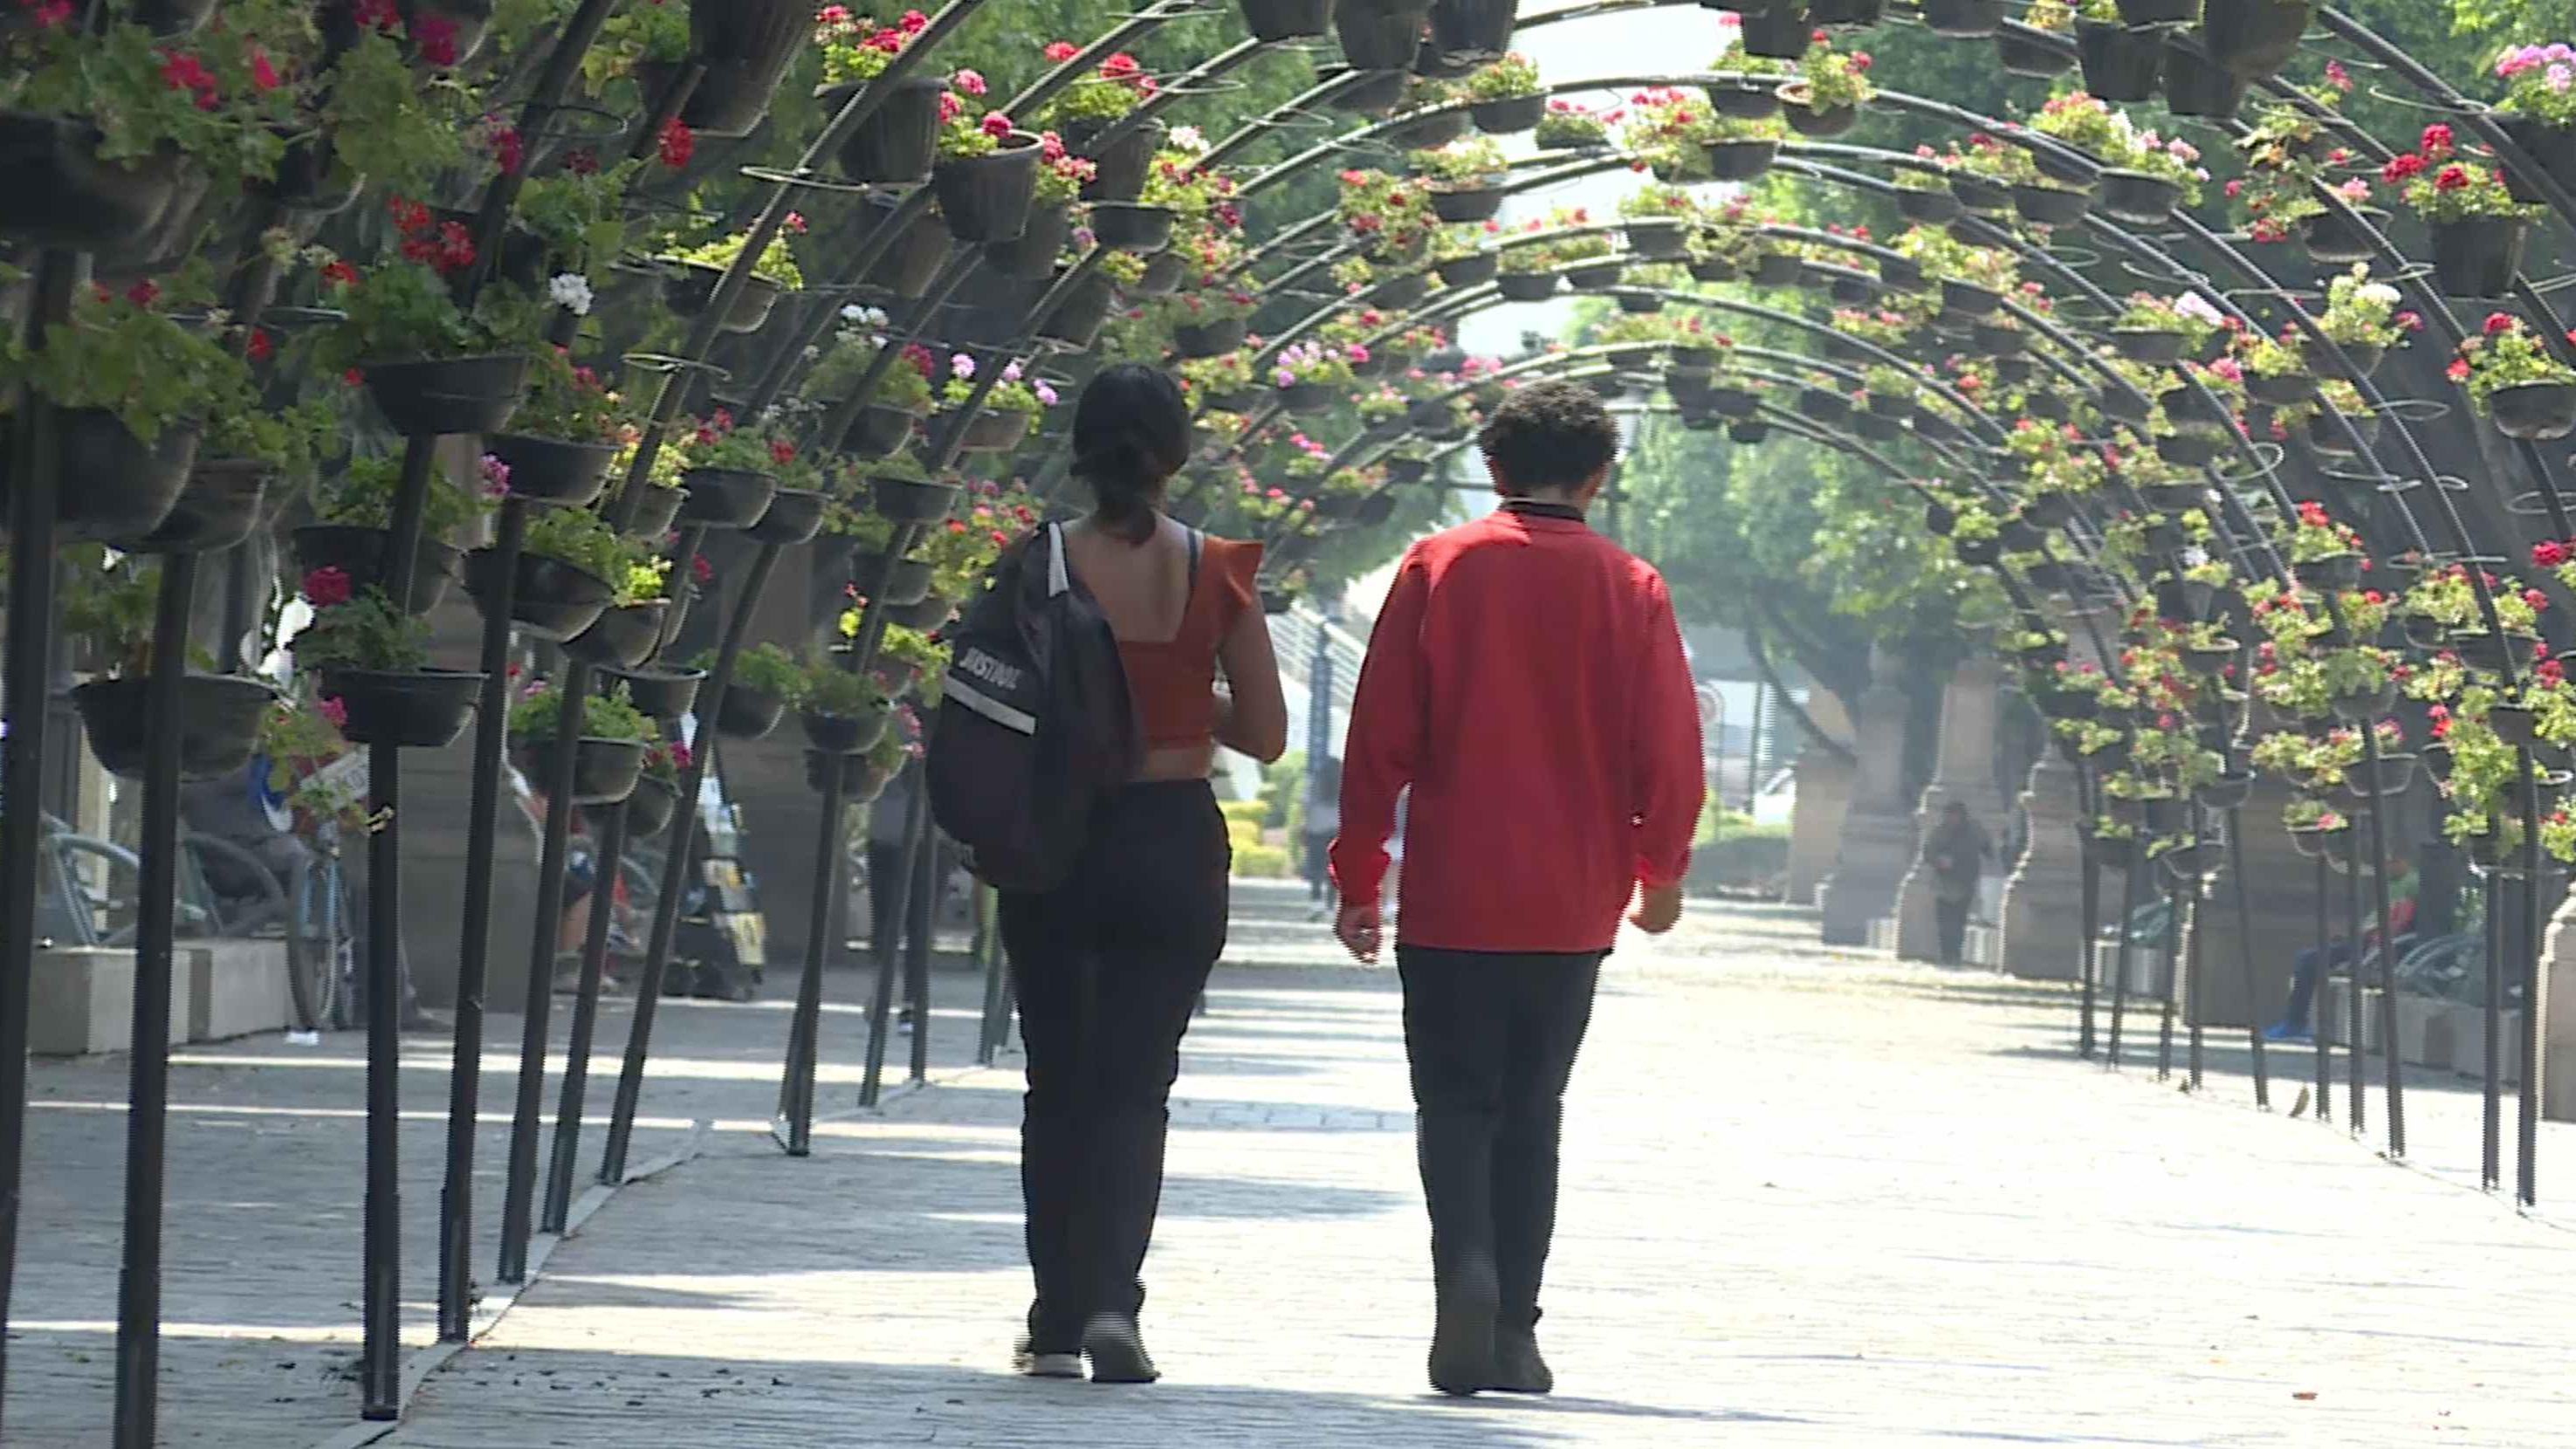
left=1013, top=1336, right=1084, bottom=1379
left=1082, top=1312, right=1159, bottom=1384
left=1426, top=1267, right=1501, bottom=1397
left=1487, top=1323, right=1553, bottom=1394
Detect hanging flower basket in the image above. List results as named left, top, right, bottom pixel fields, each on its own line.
left=2497, top=113, right=2576, bottom=205
left=634, top=58, right=772, bottom=137
left=836, top=404, right=917, bottom=460
left=566, top=601, right=670, bottom=670
left=1705, top=83, right=1783, bottom=121
left=291, top=526, right=463, bottom=614
left=931, top=130, right=1043, bottom=244
left=462, top=547, right=615, bottom=643
left=1471, top=93, right=1546, bottom=134
left=801, top=705, right=892, bottom=756
left=601, top=667, right=704, bottom=722
left=2116, top=0, right=2197, bottom=23
left=125, top=458, right=270, bottom=555
left=324, top=669, right=484, bottom=750
left=1240, top=0, right=1337, bottom=41
left=678, top=466, right=780, bottom=530
left=2305, top=411, right=2378, bottom=457
left=1921, top=0, right=2002, bottom=33
left=853, top=551, right=937, bottom=605
left=1173, top=317, right=1248, bottom=359
left=2110, top=326, right=2187, bottom=365
left=2159, top=31, right=2247, bottom=117
left=2245, top=370, right=2318, bottom=406
left=889, top=593, right=957, bottom=630
left=745, top=488, right=826, bottom=546
left=2075, top=20, right=2164, bottom=101
left=716, top=683, right=789, bottom=739
left=626, top=484, right=684, bottom=539
left=1495, top=271, right=1560, bottom=300
left=1740, top=4, right=1810, bottom=58
left=1370, top=271, right=1432, bottom=309
left=1089, top=202, right=1177, bottom=254
left=1809, top=0, right=1885, bottom=23
left=2300, top=336, right=2382, bottom=377
left=1430, top=183, right=1507, bottom=223
left=947, top=407, right=1033, bottom=453
left=1336, top=3, right=1426, bottom=67
left=36, top=411, right=201, bottom=545
left=862, top=196, right=952, bottom=298
left=484, top=434, right=618, bottom=506
left=361, top=354, right=530, bottom=439
left=1947, top=173, right=2013, bottom=216
left=253, top=132, right=364, bottom=216
left=1996, top=24, right=2077, bottom=77
left=2290, top=552, right=2361, bottom=590
left=660, top=261, right=785, bottom=335
left=2489, top=380, right=2576, bottom=440
left=72, top=674, right=277, bottom=784
left=825, top=76, right=947, bottom=184
left=2327, top=678, right=2399, bottom=724
left=2010, top=182, right=2092, bottom=227
left=1796, top=388, right=1855, bottom=425
left=2297, top=205, right=2386, bottom=265
left=2156, top=428, right=2229, bottom=468
left=1777, top=82, right=1858, bottom=138
left=985, top=203, right=1068, bottom=284
left=519, top=737, right=647, bottom=805
left=862, top=474, right=956, bottom=527
left=1065, top=116, right=1162, bottom=203
left=2428, top=215, right=2528, bottom=299
left=1703, top=137, right=1780, bottom=182
left=1564, top=259, right=1624, bottom=291
left=0, top=115, right=183, bottom=252
left=2095, top=168, right=2182, bottom=225
left=2202, top=0, right=2312, bottom=79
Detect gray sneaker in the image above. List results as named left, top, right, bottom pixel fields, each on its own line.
left=1082, top=1312, right=1160, bottom=1384
left=1012, top=1336, right=1083, bottom=1379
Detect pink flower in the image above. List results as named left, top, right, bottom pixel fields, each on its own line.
left=980, top=112, right=1014, bottom=139
left=953, top=67, right=987, bottom=96
left=316, top=697, right=348, bottom=729
left=303, top=567, right=354, bottom=608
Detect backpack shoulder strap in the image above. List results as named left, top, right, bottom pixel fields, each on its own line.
left=1186, top=525, right=1203, bottom=595
left=1045, top=522, right=1070, bottom=599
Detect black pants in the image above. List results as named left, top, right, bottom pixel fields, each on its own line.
left=998, top=781, right=1229, bottom=1347
left=1397, top=946, right=1601, bottom=1329
left=1935, top=894, right=1972, bottom=964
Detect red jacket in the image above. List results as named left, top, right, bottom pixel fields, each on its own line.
left=1330, top=505, right=1706, bottom=953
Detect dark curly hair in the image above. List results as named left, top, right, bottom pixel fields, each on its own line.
left=1476, top=379, right=1619, bottom=494
left=1071, top=362, right=1192, bottom=542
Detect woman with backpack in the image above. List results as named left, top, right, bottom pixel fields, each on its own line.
left=986, top=363, right=1288, bottom=1383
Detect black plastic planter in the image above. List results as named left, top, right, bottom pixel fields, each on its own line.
left=1325, top=67, right=1412, bottom=113
left=716, top=685, right=789, bottom=740
left=2076, top=20, right=2163, bottom=101
left=1240, top=0, right=1336, bottom=40
left=361, top=354, right=530, bottom=438
left=635, top=58, right=777, bottom=137
left=1431, top=184, right=1507, bottom=223
left=1706, top=83, right=1782, bottom=121
left=2448, top=629, right=2540, bottom=673
left=1796, top=388, right=1855, bottom=426
left=256, top=132, right=364, bottom=216
left=129, top=457, right=270, bottom=555
left=1064, top=116, right=1161, bottom=203
left=1996, top=24, right=2077, bottom=77
left=1954, top=535, right=2004, bottom=566
left=1739, top=3, right=1809, bottom=58
left=2011, top=182, right=2092, bottom=227
left=800, top=706, right=891, bottom=755
left=2117, top=0, right=2196, bottom=21
left=1780, top=87, right=1858, bottom=139
left=2497, top=113, right=2576, bottom=205
left=2202, top=0, right=2311, bottom=79
left=1173, top=317, right=1248, bottom=359
left=678, top=466, right=780, bottom=530
left=1370, top=271, right=1432, bottom=309
left=1704, top=138, right=1779, bottom=182
left=931, top=133, right=1042, bottom=244
left=1386, top=108, right=1472, bottom=149
left=1336, top=2, right=1425, bottom=67
left=600, top=666, right=704, bottom=721
left=837, top=404, right=917, bottom=460
left=1921, top=0, right=2002, bottom=33
left=1948, top=174, right=2012, bottom=216
left=2428, top=215, right=2528, bottom=299
left=948, top=408, right=1034, bottom=453
left=1495, top=271, right=1559, bottom=300
left=36, top=411, right=199, bottom=545
left=291, top=526, right=464, bottom=614
left=463, top=547, right=615, bottom=643
left=852, top=552, right=936, bottom=605
left=860, top=194, right=952, bottom=298
left=324, top=669, right=484, bottom=749
left=2302, top=337, right=2381, bottom=377
left=2112, top=326, right=2188, bottom=364
left=1728, top=420, right=1771, bottom=444
left=0, top=114, right=182, bottom=251
left=566, top=601, right=670, bottom=670
left=745, top=488, right=826, bottom=546
left=870, top=474, right=961, bottom=524
left=826, top=76, right=945, bottom=183
left=73, top=674, right=276, bottom=783
left=1940, top=278, right=2003, bottom=318
left=1471, top=93, right=1545, bottom=134
left=661, top=262, right=784, bottom=335
left=2291, top=553, right=2361, bottom=591
left=1089, top=202, right=1177, bottom=254
left=2097, top=169, right=2182, bottom=225
left=985, top=203, right=1072, bottom=280
left=1430, top=0, right=1516, bottom=61
left=486, top=433, right=617, bottom=506
left=626, top=485, right=684, bottom=539
left=1895, top=186, right=1963, bottom=225
left=624, top=776, right=681, bottom=838
left=2298, top=206, right=2387, bottom=265
left=2157, top=429, right=2227, bottom=468
left=2160, top=31, right=2246, bottom=117
left=2489, top=381, right=2576, bottom=441
left=520, top=737, right=647, bottom=806
left=889, top=593, right=956, bottom=630
left=2245, top=370, right=2318, bottom=407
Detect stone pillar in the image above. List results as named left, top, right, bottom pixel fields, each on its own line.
left=1783, top=691, right=1854, bottom=906
left=2538, top=881, right=2576, bottom=1123
left=1999, top=750, right=2087, bottom=981
left=1894, top=656, right=2013, bottom=961
left=2181, top=772, right=2326, bottom=1030
left=1817, top=648, right=1916, bottom=946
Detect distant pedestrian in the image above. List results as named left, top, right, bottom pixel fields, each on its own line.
left=1925, top=801, right=1990, bottom=965
left=1303, top=758, right=1341, bottom=916
left=1330, top=380, right=1706, bottom=1397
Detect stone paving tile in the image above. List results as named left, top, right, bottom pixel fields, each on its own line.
left=368, top=890, right=2576, bottom=1449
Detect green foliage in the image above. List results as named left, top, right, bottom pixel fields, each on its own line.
left=804, top=658, right=890, bottom=718
left=9, top=266, right=250, bottom=444
left=312, top=456, right=492, bottom=539
left=663, top=226, right=804, bottom=288
left=714, top=642, right=806, bottom=700
left=7, top=14, right=296, bottom=178
left=509, top=679, right=655, bottom=743
left=521, top=505, right=637, bottom=587
left=322, top=31, right=469, bottom=190
left=292, top=587, right=430, bottom=672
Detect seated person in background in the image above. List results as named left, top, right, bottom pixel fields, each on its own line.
left=2268, top=864, right=2417, bottom=1041
left=180, top=756, right=310, bottom=910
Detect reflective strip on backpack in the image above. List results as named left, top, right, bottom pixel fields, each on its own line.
left=946, top=676, right=1038, bottom=735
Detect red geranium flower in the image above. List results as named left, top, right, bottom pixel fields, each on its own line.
left=303, top=567, right=354, bottom=608
left=658, top=116, right=695, bottom=168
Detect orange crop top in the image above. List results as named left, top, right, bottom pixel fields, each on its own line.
left=1118, top=535, right=1262, bottom=749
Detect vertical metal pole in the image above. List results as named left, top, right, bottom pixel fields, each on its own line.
left=2358, top=730, right=2405, bottom=1161
left=907, top=815, right=936, bottom=1085
left=2228, top=812, right=2267, bottom=1109
left=109, top=553, right=197, bottom=1449
left=0, top=248, right=75, bottom=1433
left=2185, top=814, right=2207, bottom=1092
left=2076, top=855, right=2099, bottom=1059
left=439, top=495, right=526, bottom=1341
left=2313, top=849, right=2332, bottom=1124
left=780, top=751, right=847, bottom=1157
left=976, top=887, right=1009, bottom=1065
left=497, top=658, right=592, bottom=1281
left=543, top=797, right=625, bottom=1231
left=2518, top=752, right=2544, bottom=1206
left=2155, top=864, right=2181, bottom=1082
left=859, top=782, right=929, bottom=1108
left=2482, top=832, right=2503, bottom=1192
left=598, top=543, right=780, bottom=1184
left=1745, top=675, right=1767, bottom=814
left=360, top=436, right=439, bottom=1421
left=2343, top=825, right=2366, bottom=1136
left=2106, top=853, right=2140, bottom=1067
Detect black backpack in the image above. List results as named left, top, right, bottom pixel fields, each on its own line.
left=927, top=523, right=1141, bottom=892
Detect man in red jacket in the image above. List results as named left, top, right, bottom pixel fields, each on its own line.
left=1329, top=379, right=1706, bottom=1397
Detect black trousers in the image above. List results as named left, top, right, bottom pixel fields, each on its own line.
left=998, top=781, right=1229, bottom=1346
left=1397, top=945, right=1601, bottom=1329
left=1935, top=894, right=1972, bottom=964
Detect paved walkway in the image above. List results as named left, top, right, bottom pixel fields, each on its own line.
left=18, top=888, right=2576, bottom=1446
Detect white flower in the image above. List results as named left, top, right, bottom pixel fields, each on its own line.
left=1003, top=360, right=1023, bottom=382
left=2358, top=281, right=2402, bottom=307
left=547, top=272, right=594, bottom=316
left=951, top=353, right=976, bottom=379
left=840, top=303, right=890, bottom=327
left=2174, top=292, right=2223, bottom=326
left=2180, top=545, right=2210, bottom=568
left=1170, top=125, right=1207, bottom=155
